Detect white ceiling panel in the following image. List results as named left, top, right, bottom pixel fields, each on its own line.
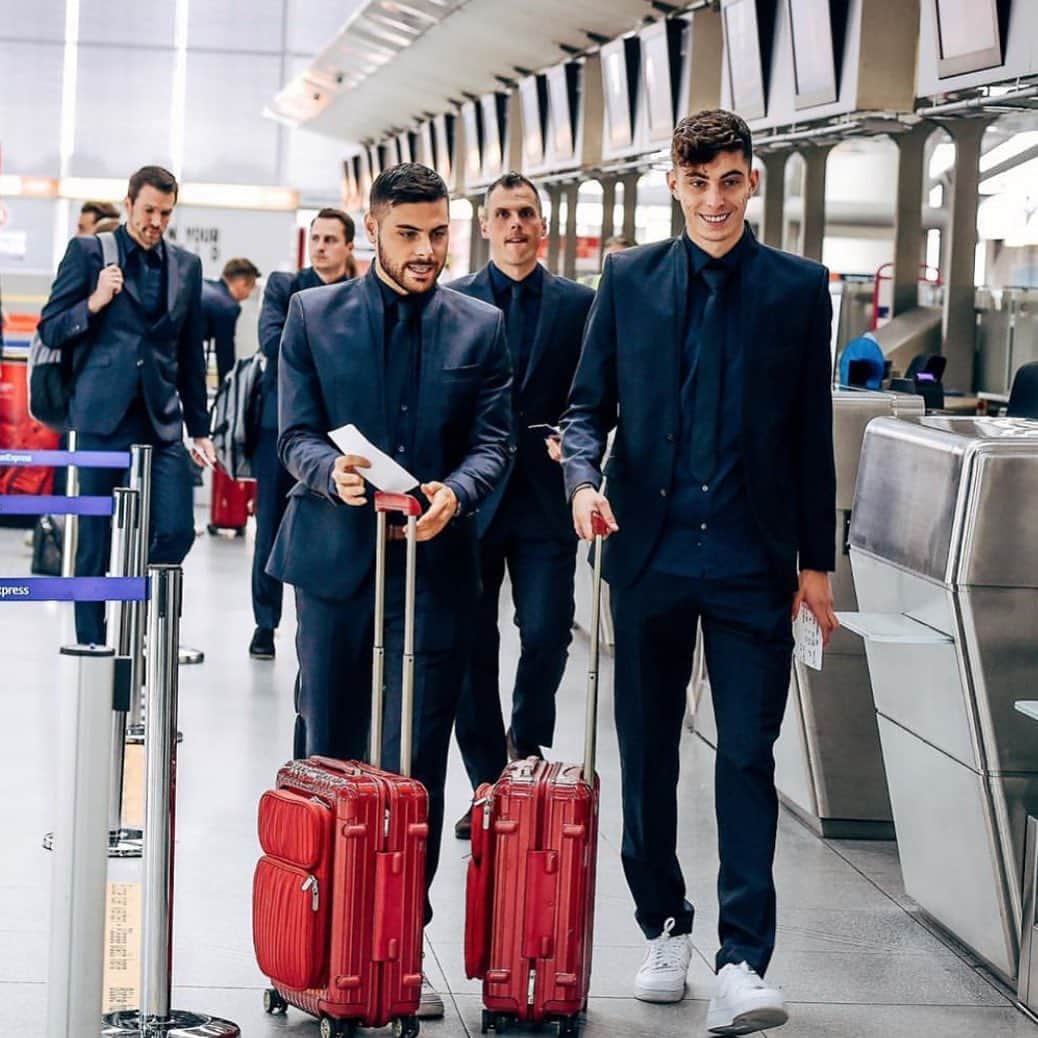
left=188, top=0, right=286, bottom=53
left=78, top=0, right=176, bottom=47
left=0, top=1, right=66, bottom=42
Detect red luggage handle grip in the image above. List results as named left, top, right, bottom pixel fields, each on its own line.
left=374, top=491, right=423, bottom=517
left=590, top=513, right=609, bottom=538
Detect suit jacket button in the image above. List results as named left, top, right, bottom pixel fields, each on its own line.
left=659, top=488, right=668, bottom=497
left=665, top=433, right=675, bottom=443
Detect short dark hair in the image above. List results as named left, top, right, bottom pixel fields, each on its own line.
left=672, top=109, right=753, bottom=168
left=483, top=171, right=544, bottom=215
left=127, top=165, right=179, bottom=203
left=310, top=207, right=355, bottom=243
left=80, top=200, right=119, bottom=220
left=222, top=257, right=261, bottom=281
left=370, top=163, right=448, bottom=217
left=605, top=234, right=637, bottom=249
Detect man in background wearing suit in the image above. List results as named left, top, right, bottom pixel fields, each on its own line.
left=39, top=165, right=215, bottom=646
left=249, top=208, right=355, bottom=660
left=448, top=172, right=593, bottom=839
left=267, top=164, right=511, bottom=1016
left=201, top=256, right=260, bottom=382
left=561, top=110, right=839, bottom=1035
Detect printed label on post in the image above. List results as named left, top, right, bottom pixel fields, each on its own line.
left=103, top=882, right=142, bottom=1013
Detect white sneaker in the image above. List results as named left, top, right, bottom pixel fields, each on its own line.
left=633, top=917, right=692, bottom=1003
left=707, top=962, right=788, bottom=1035
left=416, top=974, right=444, bottom=1019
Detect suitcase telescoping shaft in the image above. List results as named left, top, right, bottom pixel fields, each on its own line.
left=465, top=513, right=610, bottom=1037
left=253, top=491, right=428, bottom=1038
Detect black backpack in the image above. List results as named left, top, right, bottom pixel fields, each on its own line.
left=210, top=353, right=265, bottom=479
left=29, top=231, right=119, bottom=432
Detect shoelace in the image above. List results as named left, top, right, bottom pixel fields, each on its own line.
left=645, top=918, right=687, bottom=971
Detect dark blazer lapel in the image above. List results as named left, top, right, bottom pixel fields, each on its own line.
left=361, top=271, right=390, bottom=452
left=469, top=266, right=496, bottom=307
left=666, top=236, right=689, bottom=419
left=165, top=244, right=181, bottom=317
left=416, top=289, right=445, bottom=430
left=738, top=234, right=764, bottom=425
left=521, top=266, right=557, bottom=392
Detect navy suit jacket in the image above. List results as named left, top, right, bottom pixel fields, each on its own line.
left=266, top=270, right=513, bottom=604
left=448, top=265, right=593, bottom=540
left=561, top=233, right=836, bottom=593
left=39, top=232, right=207, bottom=441
left=201, top=278, right=240, bottom=378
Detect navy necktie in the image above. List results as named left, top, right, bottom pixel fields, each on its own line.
left=386, top=298, right=416, bottom=436
left=506, top=280, right=526, bottom=382
left=688, top=263, right=729, bottom=482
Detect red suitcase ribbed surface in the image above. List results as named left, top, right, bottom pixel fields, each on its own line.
left=465, top=759, right=599, bottom=1026
left=209, top=467, right=254, bottom=529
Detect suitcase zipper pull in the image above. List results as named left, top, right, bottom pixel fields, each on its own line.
left=301, top=874, right=320, bottom=911
left=384, top=807, right=392, bottom=839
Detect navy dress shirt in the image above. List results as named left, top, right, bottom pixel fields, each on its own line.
left=652, top=228, right=772, bottom=579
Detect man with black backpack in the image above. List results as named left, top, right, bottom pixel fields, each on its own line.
left=38, top=165, right=215, bottom=645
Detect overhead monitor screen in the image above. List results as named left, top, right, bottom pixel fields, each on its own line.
left=367, top=144, right=381, bottom=179
left=434, top=113, right=453, bottom=183
left=549, top=64, right=577, bottom=162
left=788, top=0, right=838, bottom=108
left=520, top=75, right=546, bottom=165
left=933, top=0, right=1004, bottom=78
left=462, top=102, right=483, bottom=185
left=723, top=0, right=767, bottom=121
left=481, top=94, right=503, bottom=179
left=418, top=122, right=435, bottom=169
left=642, top=20, right=682, bottom=142
left=601, top=38, right=636, bottom=150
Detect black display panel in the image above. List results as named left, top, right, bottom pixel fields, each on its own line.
left=462, top=101, right=484, bottom=186
left=788, top=0, right=847, bottom=108
left=932, top=0, right=1006, bottom=79
left=520, top=74, right=548, bottom=166
left=601, top=36, right=640, bottom=150
left=641, top=19, right=686, bottom=142
left=357, top=149, right=373, bottom=203
left=481, top=93, right=507, bottom=180
left=548, top=62, right=580, bottom=162
left=418, top=122, right=436, bottom=169
left=367, top=143, right=382, bottom=180
left=722, top=0, right=775, bottom=121
left=434, top=113, right=454, bottom=184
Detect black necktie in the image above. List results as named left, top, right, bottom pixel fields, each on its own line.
left=688, top=263, right=729, bottom=482
left=385, top=298, right=416, bottom=433
left=506, top=280, right=525, bottom=382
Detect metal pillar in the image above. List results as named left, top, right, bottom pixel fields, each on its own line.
left=599, top=177, right=617, bottom=263
left=107, top=487, right=143, bottom=858
left=942, top=118, right=990, bottom=392
left=761, top=152, right=789, bottom=249
left=547, top=184, right=562, bottom=275
left=562, top=181, right=579, bottom=280
left=800, top=145, right=833, bottom=262
left=893, top=122, right=933, bottom=317
left=46, top=647, right=116, bottom=1038
left=61, top=431, right=80, bottom=647
left=103, top=566, right=240, bottom=1038
left=127, top=445, right=152, bottom=737
left=620, top=172, right=639, bottom=243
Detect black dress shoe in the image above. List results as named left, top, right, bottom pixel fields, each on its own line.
left=506, top=727, right=543, bottom=762
left=249, top=627, right=275, bottom=659
left=454, top=808, right=472, bottom=840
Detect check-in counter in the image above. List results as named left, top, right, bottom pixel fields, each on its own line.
left=844, top=416, right=1038, bottom=983
left=689, top=389, right=923, bottom=839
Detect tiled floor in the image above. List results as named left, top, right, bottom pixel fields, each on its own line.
left=1, top=516, right=1036, bottom=1037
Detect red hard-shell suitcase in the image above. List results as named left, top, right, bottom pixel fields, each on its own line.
left=465, top=516, right=609, bottom=1037
left=207, top=466, right=255, bottom=535
left=253, top=492, right=429, bottom=1038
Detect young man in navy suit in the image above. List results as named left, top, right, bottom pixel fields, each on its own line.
left=39, top=165, right=215, bottom=646
left=267, top=164, right=512, bottom=1017
left=562, top=110, right=839, bottom=1034
left=448, top=172, right=593, bottom=838
left=201, top=256, right=260, bottom=382
left=249, top=208, right=355, bottom=660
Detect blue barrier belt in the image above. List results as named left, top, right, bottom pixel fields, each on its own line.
left=0, top=496, right=114, bottom=516
left=0, top=450, right=131, bottom=468
left=0, top=577, right=148, bottom=602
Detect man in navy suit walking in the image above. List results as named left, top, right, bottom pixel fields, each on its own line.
left=448, top=172, right=593, bottom=838
left=267, top=164, right=511, bottom=1017
left=562, top=110, right=839, bottom=1035
left=39, top=165, right=215, bottom=646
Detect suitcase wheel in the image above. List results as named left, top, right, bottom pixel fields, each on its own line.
left=262, top=987, right=287, bottom=1015
left=234, top=526, right=246, bottom=537
left=392, top=1016, right=420, bottom=1038
left=319, top=1015, right=356, bottom=1038
left=481, top=1010, right=507, bottom=1034
left=556, top=1016, right=579, bottom=1037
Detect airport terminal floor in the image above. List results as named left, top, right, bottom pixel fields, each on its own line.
left=2, top=512, right=1037, bottom=1038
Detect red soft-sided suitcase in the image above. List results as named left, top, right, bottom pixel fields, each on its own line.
left=207, top=466, right=255, bottom=535
left=253, top=492, right=428, bottom=1038
left=464, top=516, right=609, bottom=1037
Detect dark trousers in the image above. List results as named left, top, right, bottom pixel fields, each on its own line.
left=294, top=549, right=474, bottom=920
left=74, top=401, right=195, bottom=645
left=611, top=567, right=793, bottom=976
left=455, top=509, right=576, bottom=789
left=251, top=426, right=294, bottom=630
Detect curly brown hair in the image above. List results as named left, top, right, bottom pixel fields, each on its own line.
left=671, top=109, right=752, bottom=168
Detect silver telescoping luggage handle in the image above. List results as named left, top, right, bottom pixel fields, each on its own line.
left=369, top=491, right=423, bottom=778
left=583, top=514, right=610, bottom=783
